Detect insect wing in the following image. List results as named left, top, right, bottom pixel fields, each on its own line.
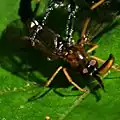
left=87, top=0, right=120, bottom=42
left=76, top=0, right=120, bottom=42
left=30, top=26, right=62, bottom=60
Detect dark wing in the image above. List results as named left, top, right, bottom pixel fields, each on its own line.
left=87, top=0, right=120, bottom=42
left=75, top=0, right=120, bottom=42
left=29, top=26, right=63, bottom=60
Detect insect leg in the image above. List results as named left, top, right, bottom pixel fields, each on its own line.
left=29, top=1, right=65, bottom=46
left=65, top=1, right=79, bottom=47
left=87, top=44, right=99, bottom=54
left=80, top=0, right=105, bottom=43
left=80, top=18, right=91, bottom=43
left=90, top=55, right=120, bottom=72
left=45, top=66, right=63, bottom=87
left=63, top=68, right=87, bottom=92
left=42, top=0, right=65, bottom=26
left=90, top=0, right=105, bottom=10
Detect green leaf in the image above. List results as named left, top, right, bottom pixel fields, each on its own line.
left=0, top=0, right=120, bottom=120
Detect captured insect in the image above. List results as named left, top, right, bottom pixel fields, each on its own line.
left=18, top=0, right=120, bottom=93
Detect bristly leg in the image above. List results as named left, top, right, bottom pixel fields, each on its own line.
left=30, top=0, right=65, bottom=46
left=29, top=25, right=43, bottom=46
left=65, top=0, right=79, bottom=47
left=41, top=0, right=65, bottom=26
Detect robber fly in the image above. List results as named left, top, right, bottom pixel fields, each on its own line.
left=18, top=0, right=120, bottom=92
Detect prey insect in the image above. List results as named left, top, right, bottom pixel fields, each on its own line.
left=19, top=0, right=120, bottom=93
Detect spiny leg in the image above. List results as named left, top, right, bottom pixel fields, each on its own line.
left=65, top=1, right=79, bottom=47
left=80, top=0, right=105, bottom=43
left=90, top=55, right=120, bottom=72
left=45, top=66, right=63, bottom=87
left=63, top=68, right=87, bottom=92
left=29, top=1, right=64, bottom=45
left=29, top=25, right=43, bottom=46
left=42, top=0, right=65, bottom=26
